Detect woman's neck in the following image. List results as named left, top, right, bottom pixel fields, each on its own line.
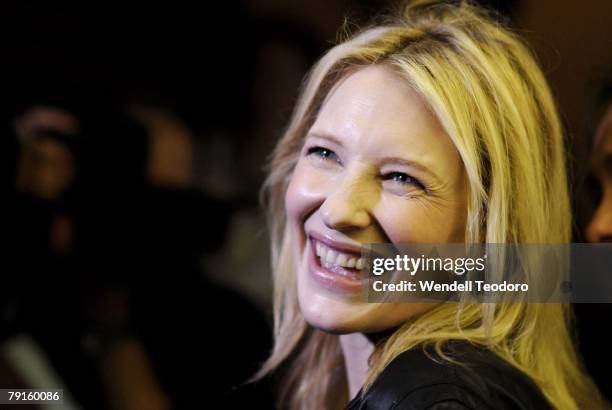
left=339, top=333, right=376, bottom=400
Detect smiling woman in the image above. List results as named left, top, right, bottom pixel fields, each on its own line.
left=287, top=65, right=468, bottom=330
left=254, top=1, right=605, bottom=409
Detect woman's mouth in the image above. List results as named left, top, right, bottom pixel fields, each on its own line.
left=307, top=235, right=370, bottom=293
left=314, top=239, right=367, bottom=270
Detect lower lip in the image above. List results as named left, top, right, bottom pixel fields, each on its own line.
left=307, top=238, right=368, bottom=293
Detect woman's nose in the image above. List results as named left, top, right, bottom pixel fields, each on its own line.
left=320, top=177, right=373, bottom=230
left=586, top=196, right=612, bottom=243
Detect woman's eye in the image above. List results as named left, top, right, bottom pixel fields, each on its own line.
left=384, top=172, right=426, bottom=191
left=306, top=146, right=341, bottom=164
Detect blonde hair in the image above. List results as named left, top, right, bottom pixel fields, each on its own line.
left=257, top=1, right=603, bottom=409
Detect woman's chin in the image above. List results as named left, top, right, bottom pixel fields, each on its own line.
left=298, top=291, right=355, bottom=333
left=302, top=314, right=362, bottom=335
left=297, top=288, right=382, bottom=334
left=296, top=254, right=431, bottom=334
left=302, top=312, right=398, bottom=335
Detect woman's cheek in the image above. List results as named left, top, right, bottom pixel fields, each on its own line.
left=375, top=198, right=447, bottom=243
left=285, top=162, right=327, bottom=230
left=374, top=199, right=423, bottom=243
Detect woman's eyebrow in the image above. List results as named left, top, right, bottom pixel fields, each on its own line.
left=305, top=132, right=344, bottom=146
left=380, top=157, right=442, bottom=183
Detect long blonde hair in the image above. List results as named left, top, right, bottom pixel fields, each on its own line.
left=257, top=1, right=603, bottom=409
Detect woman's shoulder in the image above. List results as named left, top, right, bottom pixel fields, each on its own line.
left=346, top=341, right=553, bottom=410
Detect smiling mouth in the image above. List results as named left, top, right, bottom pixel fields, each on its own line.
left=305, top=237, right=364, bottom=293
left=308, top=235, right=371, bottom=285
left=313, top=238, right=367, bottom=271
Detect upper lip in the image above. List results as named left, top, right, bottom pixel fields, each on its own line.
left=308, top=231, right=364, bottom=256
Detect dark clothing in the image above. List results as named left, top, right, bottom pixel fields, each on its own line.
left=346, top=341, right=553, bottom=410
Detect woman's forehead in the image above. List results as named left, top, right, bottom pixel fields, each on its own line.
left=309, top=65, right=457, bottom=162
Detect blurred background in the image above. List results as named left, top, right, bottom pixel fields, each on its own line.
left=3, top=1, right=611, bottom=409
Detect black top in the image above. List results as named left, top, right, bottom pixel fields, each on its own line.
left=345, top=341, right=553, bottom=410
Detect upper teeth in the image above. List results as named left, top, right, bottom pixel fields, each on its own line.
left=315, top=240, right=365, bottom=270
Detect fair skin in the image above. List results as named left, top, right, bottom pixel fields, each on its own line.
left=285, top=65, right=469, bottom=398
left=339, top=333, right=375, bottom=399
left=586, top=106, right=612, bottom=243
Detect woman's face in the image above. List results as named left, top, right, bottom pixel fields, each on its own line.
left=586, top=106, right=612, bottom=243
left=285, top=65, right=468, bottom=334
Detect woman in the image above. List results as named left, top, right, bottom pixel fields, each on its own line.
left=256, top=1, right=604, bottom=409
left=575, top=78, right=612, bottom=405
left=585, top=80, right=612, bottom=244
